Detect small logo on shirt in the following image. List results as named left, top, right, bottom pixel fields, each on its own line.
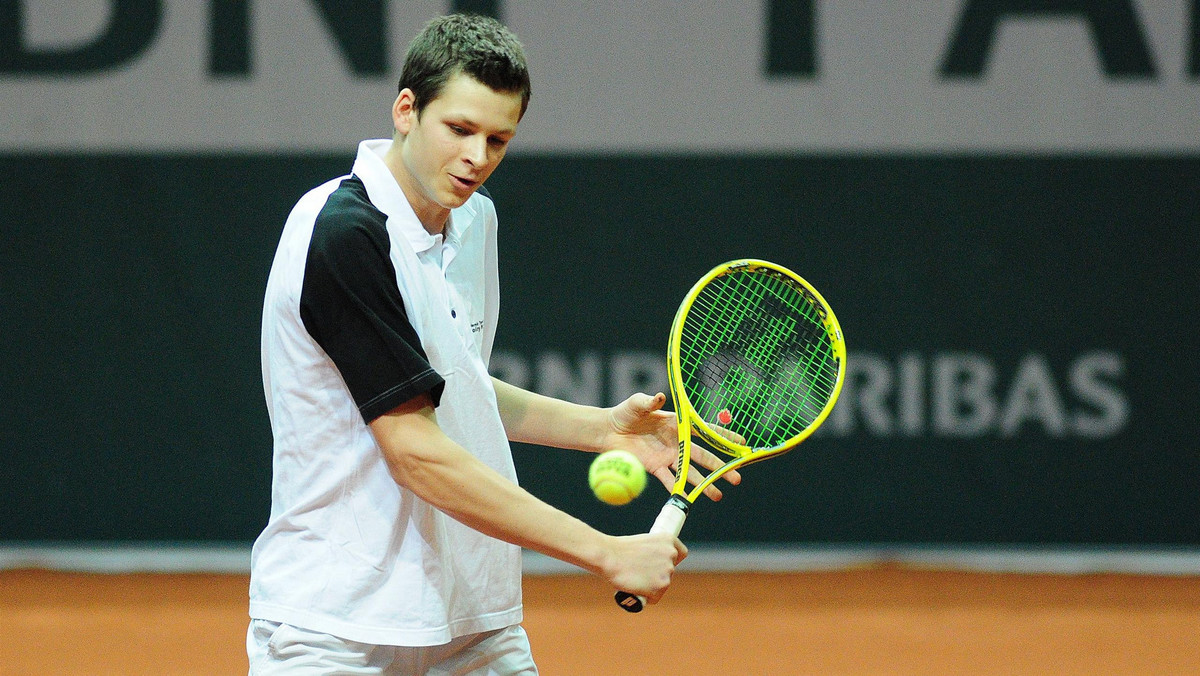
left=471, top=320, right=485, bottom=334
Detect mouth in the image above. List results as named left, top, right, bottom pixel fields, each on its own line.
left=449, top=174, right=478, bottom=192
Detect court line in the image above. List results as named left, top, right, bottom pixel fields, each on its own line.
left=3, top=543, right=1199, bottom=576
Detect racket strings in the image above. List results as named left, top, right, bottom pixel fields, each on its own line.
left=678, top=269, right=840, bottom=449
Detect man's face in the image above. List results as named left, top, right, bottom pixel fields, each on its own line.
left=392, top=72, right=522, bottom=231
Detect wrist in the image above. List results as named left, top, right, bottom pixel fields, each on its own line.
left=578, top=405, right=612, bottom=454
left=553, top=522, right=616, bottom=577
left=584, top=532, right=621, bottom=579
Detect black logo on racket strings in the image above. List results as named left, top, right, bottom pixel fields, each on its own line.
left=692, top=348, right=831, bottom=444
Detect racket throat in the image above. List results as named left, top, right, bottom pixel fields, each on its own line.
left=665, top=494, right=691, bottom=517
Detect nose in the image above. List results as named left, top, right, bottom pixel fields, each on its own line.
left=463, top=134, right=488, bottom=167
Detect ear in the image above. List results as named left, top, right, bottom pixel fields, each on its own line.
left=393, top=89, right=417, bottom=135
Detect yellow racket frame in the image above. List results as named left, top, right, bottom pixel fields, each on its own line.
left=615, top=258, right=846, bottom=612
left=667, top=258, right=846, bottom=503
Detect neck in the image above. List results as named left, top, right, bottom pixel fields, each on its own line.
left=382, top=140, right=450, bottom=236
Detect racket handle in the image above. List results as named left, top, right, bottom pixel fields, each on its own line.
left=614, top=496, right=690, bottom=613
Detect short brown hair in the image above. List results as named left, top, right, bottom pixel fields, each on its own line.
left=399, top=14, right=532, bottom=119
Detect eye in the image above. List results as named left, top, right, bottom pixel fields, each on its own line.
left=448, top=124, right=469, bottom=135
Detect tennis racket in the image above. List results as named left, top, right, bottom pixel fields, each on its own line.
left=614, top=259, right=846, bottom=612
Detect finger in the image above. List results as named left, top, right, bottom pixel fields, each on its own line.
left=681, top=457, right=741, bottom=501
left=684, top=463, right=724, bottom=501
left=642, top=392, right=667, bottom=413
left=612, top=392, right=666, bottom=431
left=673, top=538, right=688, bottom=563
left=710, top=424, right=747, bottom=446
left=690, top=447, right=742, bottom=486
left=690, top=446, right=724, bottom=471
left=651, top=466, right=674, bottom=491
left=701, top=483, right=724, bottom=502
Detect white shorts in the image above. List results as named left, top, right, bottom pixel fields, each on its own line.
left=247, top=620, right=538, bottom=676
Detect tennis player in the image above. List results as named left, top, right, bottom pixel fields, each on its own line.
left=248, top=13, right=738, bottom=675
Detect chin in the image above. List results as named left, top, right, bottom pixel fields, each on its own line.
left=442, top=190, right=475, bottom=208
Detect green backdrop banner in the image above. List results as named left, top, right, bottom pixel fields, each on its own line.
left=2, top=153, right=1197, bottom=544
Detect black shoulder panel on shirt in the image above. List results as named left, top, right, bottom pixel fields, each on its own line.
left=300, top=176, right=445, bottom=421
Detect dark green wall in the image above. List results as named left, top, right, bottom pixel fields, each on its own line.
left=3, top=153, right=1197, bottom=544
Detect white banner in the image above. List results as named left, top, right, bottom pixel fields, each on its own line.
left=2, top=0, right=1197, bottom=152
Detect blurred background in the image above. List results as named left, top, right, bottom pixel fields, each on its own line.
left=2, top=0, right=1198, bottom=571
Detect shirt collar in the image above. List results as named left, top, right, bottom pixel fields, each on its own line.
left=351, top=139, right=475, bottom=255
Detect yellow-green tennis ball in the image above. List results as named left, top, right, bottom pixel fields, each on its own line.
left=588, top=450, right=647, bottom=506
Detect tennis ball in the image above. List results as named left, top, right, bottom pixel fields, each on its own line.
left=588, top=450, right=647, bottom=506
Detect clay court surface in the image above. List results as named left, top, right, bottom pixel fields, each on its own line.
left=3, top=567, right=1198, bottom=675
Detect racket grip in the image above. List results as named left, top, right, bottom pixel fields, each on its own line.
left=614, top=496, right=690, bottom=613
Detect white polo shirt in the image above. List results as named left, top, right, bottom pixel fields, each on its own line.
left=251, top=139, right=522, bottom=646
